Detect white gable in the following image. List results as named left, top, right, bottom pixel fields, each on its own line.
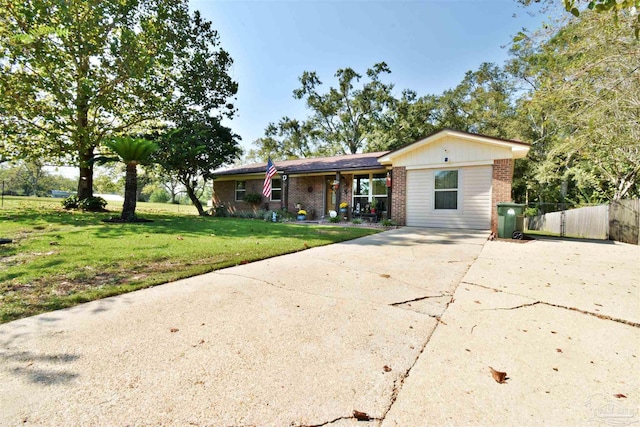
left=378, top=130, right=529, bottom=168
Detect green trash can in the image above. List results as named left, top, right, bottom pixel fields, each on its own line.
left=497, top=202, right=525, bottom=239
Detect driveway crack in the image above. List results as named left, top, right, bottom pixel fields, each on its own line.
left=389, top=293, right=449, bottom=306
left=463, top=282, right=640, bottom=328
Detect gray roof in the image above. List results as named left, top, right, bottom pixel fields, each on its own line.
left=214, top=151, right=389, bottom=176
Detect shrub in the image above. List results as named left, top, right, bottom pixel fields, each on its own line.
left=149, top=189, right=170, bottom=203
left=62, top=195, right=79, bottom=209
left=525, top=207, right=539, bottom=217
left=329, top=216, right=341, bottom=223
left=212, top=204, right=227, bottom=217
left=78, top=196, right=108, bottom=212
left=351, top=218, right=363, bottom=225
left=381, top=219, right=397, bottom=227
left=243, top=193, right=262, bottom=204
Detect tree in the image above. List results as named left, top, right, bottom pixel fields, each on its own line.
left=246, top=117, right=320, bottom=162
left=517, top=0, right=640, bottom=37
left=291, top=62, right=395, bottom=154
left=0, top=0, right=237, bottom=199
left=432, top=63, right=519, bottom=139
left=368, top=90, right=439, bottom=151
left=103, top=137, right=158, bottom=221
left=152, top=117, right=241, bottom=215
left=511, top=10, right=640, bottom=202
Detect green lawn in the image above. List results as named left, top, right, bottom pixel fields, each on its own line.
left=0, top=196, right=379, bottom=323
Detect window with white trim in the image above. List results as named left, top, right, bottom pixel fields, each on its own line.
left=271, top=178, right=282, bottom=201
left=235, top=181, right=246, bottom=201
left=352, top=173, right=387, bottom=212
left=434, top=170, right=458, bottom=210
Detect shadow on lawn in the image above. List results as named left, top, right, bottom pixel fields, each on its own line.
left=90, top=215, right=358, bottom=242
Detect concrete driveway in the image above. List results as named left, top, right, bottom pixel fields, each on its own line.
left=0, top=228, right=486, bottom=426
left=1, top=228, right=638, bottom=426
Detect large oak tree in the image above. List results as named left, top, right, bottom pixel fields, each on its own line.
left=0, top=0, right=237, bottom=199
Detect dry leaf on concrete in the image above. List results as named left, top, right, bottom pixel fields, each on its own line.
left=380, top=274, right=391, bottom=278
left=383, top=365, right=392, bottom=372
left=353, top=410, right=371, bottom=421
left=170, top=328, right=179, bottom=333
left=489, top=366, right=507, bottom=383
left=614, top=394, right=627, bottom=398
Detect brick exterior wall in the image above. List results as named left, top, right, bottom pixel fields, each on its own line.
left=390, top=167, right=407, bottom=226
left=213, top=175, right=353, bottom=220
left=491, top=158, right=514, bottom=233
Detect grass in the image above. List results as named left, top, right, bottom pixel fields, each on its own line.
left=0, top=196, right=380, bottom=323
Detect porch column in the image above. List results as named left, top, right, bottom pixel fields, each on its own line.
left=283, top=174, right=289, bottom=211
left=335, top=171, right=341, bottom=213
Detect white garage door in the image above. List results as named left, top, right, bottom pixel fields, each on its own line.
left=406, top=166, right=492, bottom=229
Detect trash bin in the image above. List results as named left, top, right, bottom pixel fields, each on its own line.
left=497, top=202, right=526, bottom=239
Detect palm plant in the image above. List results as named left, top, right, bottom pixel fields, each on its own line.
left=103, top=137, right=158, bottom=221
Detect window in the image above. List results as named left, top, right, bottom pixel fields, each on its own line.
left=352, top=173, right=388, bottom=212
left=271, top=178, right=282, bottom=201
left=235, top=181, right=246, bottom=201
left=434, top=170, right=458, bottom=210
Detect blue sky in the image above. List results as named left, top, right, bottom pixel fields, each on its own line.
left=189, top=0, right=547, bottom=156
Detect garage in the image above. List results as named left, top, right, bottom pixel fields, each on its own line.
left=377, top=129, right=530, bottom=232
left=406, top=166, right=492, bottom=229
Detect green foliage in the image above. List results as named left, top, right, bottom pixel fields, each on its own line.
left=381, top=219, right=397, bottom=227
left=0, top=0, right=237, bottom=198
left=351, top=218, right=363, bottom=225
left=78, top=196, right=108, bottom=212
left=62, top=195, right=107, bottom=211
left=0, top=196, right=379, bottom=323
left=329, top=216, right=341, bottom=223
left=103, top=138, right=159, bottom=165
left=510, top=10, right=640, bottom=202
left=151, top=117, right=242, bottom=216
left=148, top=189, right=171, bottom=203
left=243, top=193, right=263, bottom=204
left=61, top=195, right=79, bottom=210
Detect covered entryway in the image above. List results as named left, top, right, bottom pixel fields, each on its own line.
left=406, top=165, right=492, bottom=229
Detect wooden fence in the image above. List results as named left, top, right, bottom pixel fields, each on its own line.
left=526, top=199, right=639, bottom=244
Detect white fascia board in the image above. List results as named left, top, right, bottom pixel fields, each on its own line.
left=404, top=160, right=494, bottom=170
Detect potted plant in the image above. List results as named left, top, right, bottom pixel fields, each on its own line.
left=339, top=201, right=348, bottom=214
left=370, top=198, right=378, bottom=214
left=297, top=209, right=307, bottom=221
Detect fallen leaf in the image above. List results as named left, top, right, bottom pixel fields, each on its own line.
left=474, top=300, right=481, bottom=304
left=552, top=367, right=558, bottom=371
left=240, top=260, right=249, bottom=265
left=383, top=365, right=392, bottom=372
left=489, top=366, right=507, bottom=384
left=353, top=410, right=371, bottom=421
left=380, top=274, right=391, bottom=278
left=176, top=236, right=184, bottom=240
left=614, top=394, right=627, bottom=398
left=49, top=241, right=59, bottom=246
left=551, top=331, right=557, bottom=334
left=170, top=328, right=179, bottom=333
left=556, top=348, right=563, bottom=353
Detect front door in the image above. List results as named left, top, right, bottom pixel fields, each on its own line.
left=325, top=177, right=336, bottom=215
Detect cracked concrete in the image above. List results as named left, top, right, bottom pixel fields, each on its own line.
left=1, top=230, right=637, bottom=426
left=383, top=236, right=640, bottom=426
left=0, top=228, right=486, bottom=426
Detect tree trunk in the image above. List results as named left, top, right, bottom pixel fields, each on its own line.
left=185, top=184, right=205, bottom=215
left=75, top=54, right=94, bottom=200
left=121, top=162, right=138, bottom=221
left=77, top=147, right=94, bottom=199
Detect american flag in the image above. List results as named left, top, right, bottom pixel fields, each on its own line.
left=262, top=158, right=277, bottom=198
